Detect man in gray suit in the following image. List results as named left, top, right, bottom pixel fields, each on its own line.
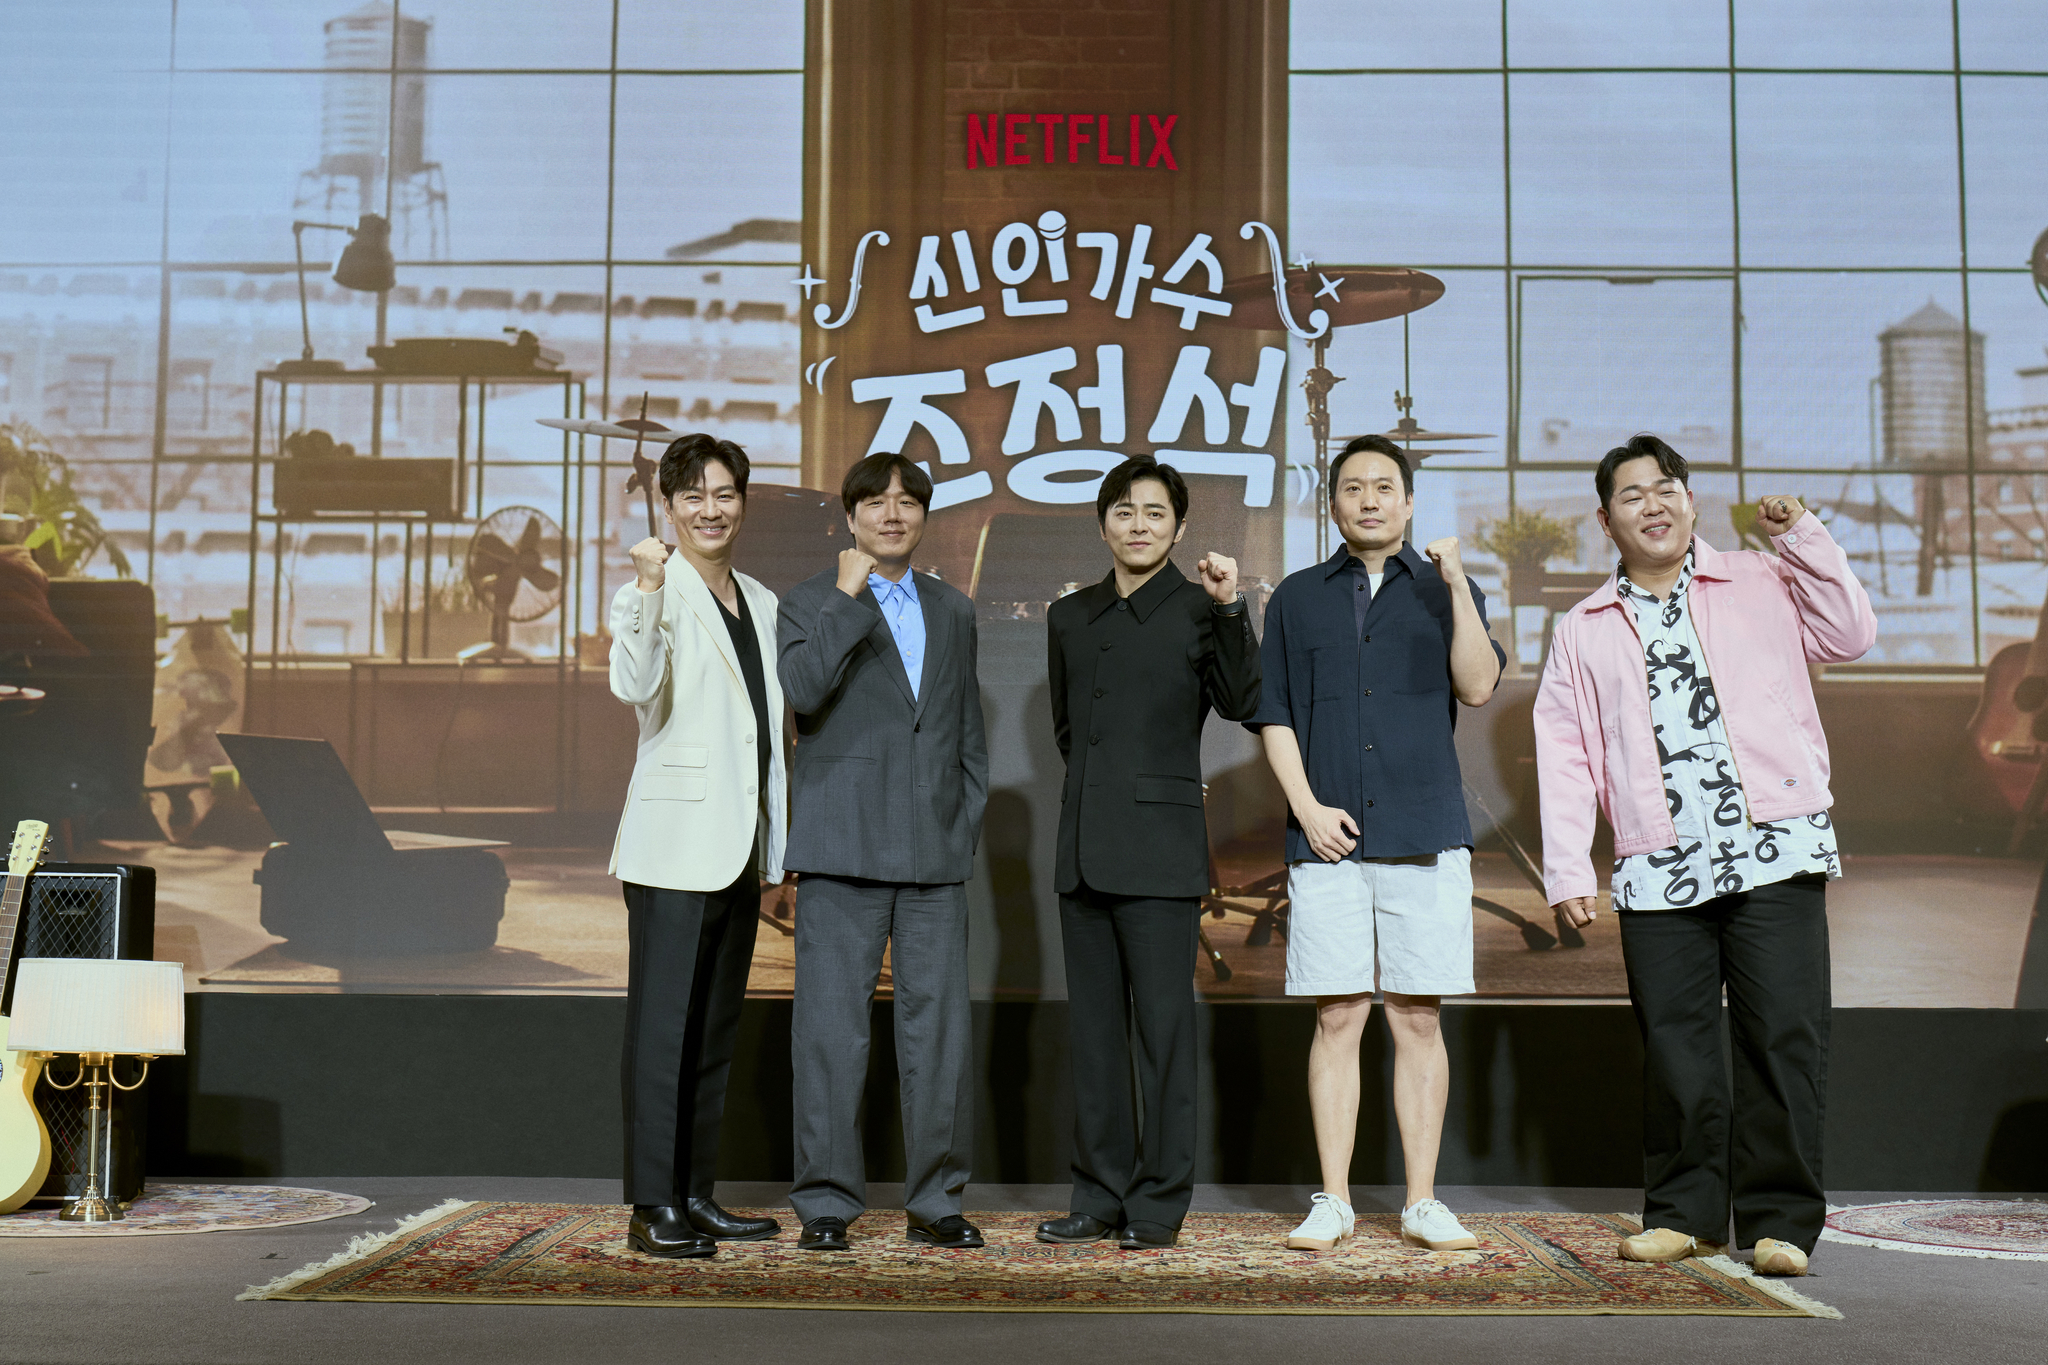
left=777, top=452, right=989, bottom=1252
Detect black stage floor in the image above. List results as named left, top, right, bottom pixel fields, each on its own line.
left=6, top=1180, right=2041, bottom=1365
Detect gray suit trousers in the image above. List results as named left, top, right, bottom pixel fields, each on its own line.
left=789, top=874, right=973, bottom=1224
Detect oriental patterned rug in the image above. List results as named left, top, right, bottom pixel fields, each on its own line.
left=1824, top=1199, right=2048, bottom=1261
left=241, top=1203, right=1839, bottom=1316
left=0, top=1183, right=370, bottom=1237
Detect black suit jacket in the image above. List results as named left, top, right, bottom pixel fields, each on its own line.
left=1046, top=561, right=1261, bottom=899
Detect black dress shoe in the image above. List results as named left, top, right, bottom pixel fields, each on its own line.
left=1118, top=1220, right=1178, bottom=1250
left=1036, top=1212, right=1121, bottom=1244
left=906, top=1214, right=985, bottom=1249
left=686, top=1198, right=781, bottom=1242
left=628, top=1205, right=717, bottom=1258
left=799, top=1216, right=851, bottom=1252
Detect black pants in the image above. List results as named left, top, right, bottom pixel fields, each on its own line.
left=620, top=857, right=760, bottom=1207
left=1619, top=874, right=1830, bottom=1252
left=1057, top=881, right=1200, bottom=1230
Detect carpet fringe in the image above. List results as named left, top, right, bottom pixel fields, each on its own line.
left=1695, top=1254, right=1843, bottom=1320
left=1819, top=1228, right=2048, bottom=1262
left=1822, top=1199, right=2048, bottom=1263
left=236, top=1198, right=474, bottom=1301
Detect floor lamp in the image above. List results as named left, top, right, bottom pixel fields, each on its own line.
left=6, top=959, right=184, bottom=1222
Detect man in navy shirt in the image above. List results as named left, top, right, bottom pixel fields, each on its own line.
left=1247, top=435, right=1505, bottom=1255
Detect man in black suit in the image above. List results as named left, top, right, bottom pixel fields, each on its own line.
left=1036, top=455, right=1261, bottom=1250
left=776, top=452, right=989, bottom=1253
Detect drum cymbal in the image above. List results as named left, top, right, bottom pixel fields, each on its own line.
left=536, top=416, right=686, bottom=442
left=1219, top=267, right=1444, bottom=331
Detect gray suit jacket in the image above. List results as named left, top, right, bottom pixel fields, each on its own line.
left=776, top=569, right=988, bottom=884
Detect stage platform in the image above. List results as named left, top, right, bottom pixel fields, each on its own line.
left=8, top=1179, right=2043, bottom=1364
left=143, top=997, right=2048, bottom=1195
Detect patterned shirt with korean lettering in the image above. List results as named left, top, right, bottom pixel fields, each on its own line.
left=1610, top=550, right=1839, bottom=912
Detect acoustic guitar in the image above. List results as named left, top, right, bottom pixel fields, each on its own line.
left=1962, top=585, right=2048, bottom=852
left=0, top=818, right=53, bottom=1214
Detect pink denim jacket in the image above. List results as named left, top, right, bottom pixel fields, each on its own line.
left=1534, top=513, right=1877, bottom=906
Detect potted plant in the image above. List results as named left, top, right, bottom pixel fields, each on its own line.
left=0, top=423, right=132, bottom=578
left=381, top=574, right=494, bottom=658
left=1473, top=506, right=1581, bottom=609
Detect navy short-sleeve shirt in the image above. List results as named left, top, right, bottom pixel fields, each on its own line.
left=1246, top=543, right=1506, bottom=863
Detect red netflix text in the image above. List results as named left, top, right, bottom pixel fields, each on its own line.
left=965, top=114, right=1179, bottom=170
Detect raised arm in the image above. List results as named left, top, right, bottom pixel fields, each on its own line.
left=776, top=565, right=886, bottom=715
left=1425, top=537, right=1506, bottom=707
left=609, top=582, right=670, bottom=706
left=1200, top=600, right=1262, bottom=721
left=1757, top=501, right=1877, bottom=664
left=1533, top=623, right=1602, bottom=920
left=1195, top=551, right=1260, bottom=721
left=611, top=537, right=674, bottom=706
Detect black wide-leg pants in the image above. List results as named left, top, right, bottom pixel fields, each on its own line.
left=1057, top=881, right=1201, bottom=1231
left=620, top=856, right=760, bottom=1207
left=1618, top=873, right=1831, bottom=1252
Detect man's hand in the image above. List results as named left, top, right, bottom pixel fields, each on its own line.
left=629, top=537, right=672, bottom=593
left=1424, top=536, right=1466, bottom=585
left=1197, top=551, right=1239, bottom=604
left=835, top=546, right=879, bottom=598
left=1297, top=800, right=1360, bottom=862
left=1755, top=496, right=1806, bottom=538
left=1555, top=896, right=1598, bottom=929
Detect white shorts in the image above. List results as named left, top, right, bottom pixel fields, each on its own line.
left=1285, top=849, right=1475, bottom=997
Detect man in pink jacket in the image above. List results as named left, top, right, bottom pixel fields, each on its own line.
left=1536, top=434, right=1876, bottom=1278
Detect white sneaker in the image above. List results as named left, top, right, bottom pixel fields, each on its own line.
left=1401, top=1198, right=1479, bottom=1251
left=1285, top=1192, right=1355, bottom=1251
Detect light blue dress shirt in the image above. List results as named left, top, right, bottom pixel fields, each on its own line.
left=869, top=571, right=925, bottom=700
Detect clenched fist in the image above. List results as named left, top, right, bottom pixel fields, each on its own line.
left=1424, top=536, right=1466, bottom=585
left=1755, top=495, right=1806, bottom=538
left=835, top=546, right=880, bottom=598
left=629, top=537, right=673, bottom=593
left=1197, top=551, right=1239, bottom=604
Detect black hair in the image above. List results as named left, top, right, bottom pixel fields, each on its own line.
left=839, top=452, right=934, bottom=514
left=1329, top=434, right=1414, bottom=501
left=658, top=432, right=750, bottom=502
left=1595, top=433, right=1689, bottom=508
left=1096, top=455, right=1189, bottom=527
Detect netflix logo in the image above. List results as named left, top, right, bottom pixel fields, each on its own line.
left=966, top=114, right=1179, bottom=170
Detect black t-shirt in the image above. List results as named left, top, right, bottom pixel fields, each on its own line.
left=717, top=587, right=772, bottom=793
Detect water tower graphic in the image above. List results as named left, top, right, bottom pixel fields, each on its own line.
left=1880, top=299, right=1986, bottom=596
left=293, top=2, right=449, bottom=258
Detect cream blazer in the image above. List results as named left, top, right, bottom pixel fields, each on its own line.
left=606, top=561, right=787, bottom=892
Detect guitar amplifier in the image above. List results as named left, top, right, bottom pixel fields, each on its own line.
left=12, top=864, right=155, bottom=1205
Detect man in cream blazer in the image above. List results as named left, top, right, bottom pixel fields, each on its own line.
left=608, top=434, right=787, bottom=1259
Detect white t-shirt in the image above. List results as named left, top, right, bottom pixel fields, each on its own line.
left=1368, top=571, right=1384, bottom=598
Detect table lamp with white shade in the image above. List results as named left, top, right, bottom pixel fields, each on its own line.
left=5, top=959, right=183, bottom=1222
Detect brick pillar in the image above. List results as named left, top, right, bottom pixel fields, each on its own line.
left=802, top=0, right=1289, bottom=591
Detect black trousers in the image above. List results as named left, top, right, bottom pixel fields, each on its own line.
left=1057, top=881, right=1200, bottom=1230
left=1618, top=874, right=1831, bottom=1252
left=620, top=856, right=760, bottom=1207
